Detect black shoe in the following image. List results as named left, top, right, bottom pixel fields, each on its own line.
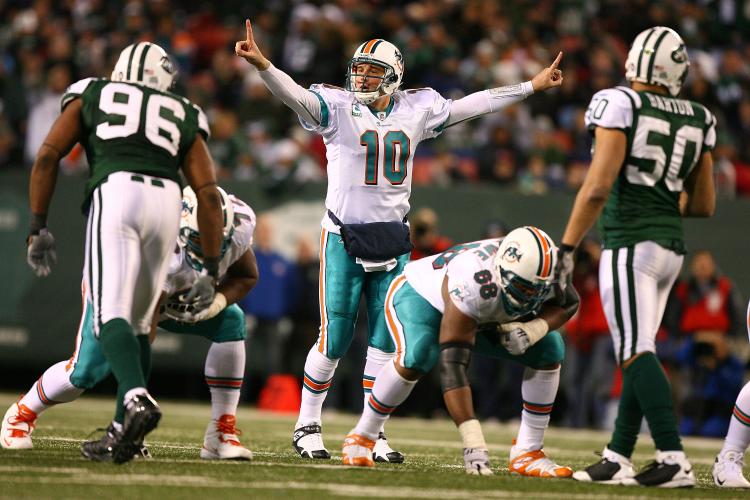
left=572, top=448, right=636, bottom=484
left=372, top=432, right=404, bottom=463
left=112, top=393, right=161, bottom=464
left=633, top=451, right=695, bottom=488
left=292, top=424, right=331, bottom=459
left=80, top=423, right=151, bottom=462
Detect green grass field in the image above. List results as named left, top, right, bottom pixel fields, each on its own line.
left=1, top=392, right=747, bottom=499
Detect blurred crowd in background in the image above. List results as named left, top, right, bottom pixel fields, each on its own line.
left=2, top=0, right=748, bottom=434
left=2, top=0, right=750, bottom=196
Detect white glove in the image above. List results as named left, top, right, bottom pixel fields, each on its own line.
left=499, top=318, right=549, bottom=356
left=181, top=271, right=216, bottom=312
left=463, top=448, right=493, bottom=476
left=500, top=324, right=531, bottom=355
left=189, top=292, right=227, bottom=322
left=27, top=228, right=57, bottom=277
left=165, top=292, right=226, bottom=324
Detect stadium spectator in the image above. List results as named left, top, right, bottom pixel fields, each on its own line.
left=675, top=331, right=745, bottom=437
left=672, top=250, right=744, bottom=340
left=409, top=207, right=453, bottom=261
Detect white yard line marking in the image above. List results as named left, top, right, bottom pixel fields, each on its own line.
left=0, top=472, right=661, bottom=499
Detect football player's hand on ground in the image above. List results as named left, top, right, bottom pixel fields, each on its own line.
left=464, top=448, right=494, bottom=476
left=531, top=52, right=563, bottom=92
left=235, top=19, right=270, bottom=70
left=499, top=322, right=531, bottom=355
left=27, top=228, right=57, bottom=277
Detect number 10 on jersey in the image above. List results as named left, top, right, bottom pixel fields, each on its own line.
left=360, top=130, right=411, bottom=185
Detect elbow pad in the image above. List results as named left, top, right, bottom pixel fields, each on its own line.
left=439, top=342, right=473, bottom=393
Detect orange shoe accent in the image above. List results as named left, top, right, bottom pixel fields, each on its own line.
left=216, top=415, right=242, bottom=446
left=509, top=449, right=573, bottom=478
left=342, top=433, right=375, bottom=467
left=13, top=404, right=37, bottom=426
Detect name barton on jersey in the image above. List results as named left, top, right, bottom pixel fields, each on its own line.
left=585, top=86, right=716, bottom=252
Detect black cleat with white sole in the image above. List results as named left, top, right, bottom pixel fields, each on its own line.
left=634, top=451, right=695, bottom=488
left=572, top=448, right=636, bottom=485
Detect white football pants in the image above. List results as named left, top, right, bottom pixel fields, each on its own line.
left=599, top=241, right=683, bottom=364
left=84, top=171, right=181, bottom=336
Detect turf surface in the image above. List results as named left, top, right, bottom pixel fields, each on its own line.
left=0, top=392, right=747, bottom=499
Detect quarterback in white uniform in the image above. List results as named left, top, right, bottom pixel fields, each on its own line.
left=235, top=20, right=564, bottom=462
left=342, top=227, right=580, bottom=475
left=2, top=187, right=259, bottom=461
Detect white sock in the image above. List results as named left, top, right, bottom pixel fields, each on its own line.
left=515, top=366, right=560, bottom=451
left=205, top=341, right=245, bottom=420
left=721, top=381, right=750, bottom=456
left=362, top=347, right=395, bottom=433
left=19, top=361, right=85, bottom=415
left=353, top=361, right=417, bottom=440
left=296, top=347, right=338, bottom=428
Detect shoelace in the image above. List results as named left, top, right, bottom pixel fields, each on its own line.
left=11, top=406, right=37, bottom=426
left=217, top=417, right=242, bottom=437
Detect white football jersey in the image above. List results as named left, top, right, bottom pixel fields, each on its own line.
left=300, top=85, right=451, bottom=232
left=404, top=238, right=551, bottom=325
left=163, top=195, right=256, bottom=296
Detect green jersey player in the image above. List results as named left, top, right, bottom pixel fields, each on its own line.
left=24, top=42, right=225, bottom=463
left=556, top=27, right=716, bottom=488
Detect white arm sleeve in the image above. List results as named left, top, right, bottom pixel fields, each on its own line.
left=445, top=81, right=534, bottom=128
left=258, top=63, right=323, bottom=125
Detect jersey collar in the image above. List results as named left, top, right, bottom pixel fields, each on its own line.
left=368, top=96, right=395, bottom=120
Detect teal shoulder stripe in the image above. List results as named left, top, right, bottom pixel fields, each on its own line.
left=433, top=119, right=448, bottom=134
left=309, top=90, right=329, bottom=128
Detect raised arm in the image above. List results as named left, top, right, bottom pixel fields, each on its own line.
left=444, top=52, right=563, bottom=128
left=235, top=19, right=323, bottom=126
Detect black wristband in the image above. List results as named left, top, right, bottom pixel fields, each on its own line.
left=559, top=243, right=576, bottom=253
left=29, top=213, right=47, bottom=235
left=203, top=256, right=220, bottom=279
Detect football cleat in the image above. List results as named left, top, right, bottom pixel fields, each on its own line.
left=200, top=414, right=252, bottom=460
left=372, top=432, right=404, bottom=463
left=573, top=447, right=636, bottom=484
left=292, top=424, right=331, bottom=459
left=713, top=450, right=750, bottom=488
left=464, top=447, right=493, bottom=475
left=509, top=443, right=573, bottom=478
left=81, top=422, right=151, bottom=462
left=111, top=392, right=161, bottom=464
left=342, top=432, right=375, bottom=467
left=1, top=402, right=37, bottom=450
left=633, top=450, right=695, bottom=488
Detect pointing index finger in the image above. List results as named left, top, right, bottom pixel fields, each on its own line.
left=549, top=51, right=563, bottom=70
left=246, top=19, right=253, bottom=42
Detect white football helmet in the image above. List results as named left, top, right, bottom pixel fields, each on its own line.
left=179, top=186, right=234, bottom=271
left=625, top=26, right=689, bottom=97
left=111, top=42, right=177, bottom=91
left=493, top=226, right=557, bottom=316
left=345, top=39, right=404, bottom=105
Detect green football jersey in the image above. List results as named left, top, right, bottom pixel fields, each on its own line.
left=61, top=78, right=210, bottom=208
left=584, top=86, right=716, bottom=252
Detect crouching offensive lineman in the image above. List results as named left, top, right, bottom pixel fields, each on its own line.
left=342, top=226, right=579, bottom=477
left=2, top=187, right=258, bottom=462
